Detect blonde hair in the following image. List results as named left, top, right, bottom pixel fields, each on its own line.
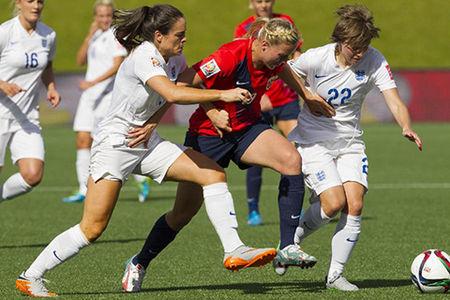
left=11, top=0, right=19, bottom=16
left=245, top=17, right=299, bottom=47
left=331, top=5, right=380, bottom=50
left=94, top=0, right=114, bottom=14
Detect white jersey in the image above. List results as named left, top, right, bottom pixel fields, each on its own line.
left=0, top=16, right=56, bottom=121
left=96, top=41, right=187, bottom=147
left=84, top=28, right=127, bottom=97
left=288, top=43, right=396, bottom=144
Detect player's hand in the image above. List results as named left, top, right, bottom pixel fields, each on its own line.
left=79, top=80, right=95, bottom=90
left=0, top=81, right=25, bottom=97
left=304, top=93, right=335, bottom=118
left=260, top=94, right=273, bottom=112
left=47, top=88, right=61, bottom=108
left=220, top=88, right=252, bottom=103
left=402, top=128, right=422, bottom=151
left=127, top=123, right=157, bottom=148
left=207, top=109, right=231, bottom=138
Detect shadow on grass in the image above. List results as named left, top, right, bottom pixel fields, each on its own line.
left=0, top=238, right=144, bottom=249
left=60, top=278, right=412, bottom=296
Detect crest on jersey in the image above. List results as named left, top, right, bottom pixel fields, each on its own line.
left=200, top=59, right=221, bottom=78
left=151, top=57, right=161, bottom=68
left=266, top=75, right=278, bottom=90
left=41, top=39, right=47, bottom=47
left=355, top=70, right=365, bottom=81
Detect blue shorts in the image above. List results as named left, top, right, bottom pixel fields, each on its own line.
left=184, top=121, right=271, bottom=170
left=262, top=98, right=300, bottom=125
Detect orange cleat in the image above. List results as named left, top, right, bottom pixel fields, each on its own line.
left=223, top=246, right=277, bottom=271
left=16, top=272, right=57, bottom=298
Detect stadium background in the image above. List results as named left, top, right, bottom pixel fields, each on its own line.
left=0, top=1, right=449, bottom=299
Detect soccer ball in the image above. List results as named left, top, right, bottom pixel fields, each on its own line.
left=410, top=249, right=450, bottom=293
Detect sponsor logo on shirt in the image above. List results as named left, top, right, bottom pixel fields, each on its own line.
left=151, top=57, right=161, bottom=67
left=200, top=59, right=221, bottom=78
left=355, top=70, right=366, bottom=81
left=266, top=75, right=278, bottom=90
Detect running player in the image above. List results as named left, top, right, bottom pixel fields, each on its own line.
left=284, top=5, right=422, bottom=290
left=16, top=5, right=276, bottom=297
left=234, top=0, right=304, bottom=226
left=123, top=17, right=337, bottom=293
left=62, top=0, right=128, bottom=203
left=0, top=0, right=60, bottom=203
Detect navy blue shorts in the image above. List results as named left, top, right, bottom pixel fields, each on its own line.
left=184, top=121, right=271, bottom=170
left=262, top=98, right=300, bottom=125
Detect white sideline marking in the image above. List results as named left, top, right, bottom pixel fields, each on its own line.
left=32, top=182, right=450, bottom=193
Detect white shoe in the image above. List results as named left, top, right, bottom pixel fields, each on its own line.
left=326, top=272, right=359, bottom=291
left=16, top=271, right=57, bottom=297
left=122, top=255, right=146, bottom=292
left=272, top=244, right=317, bottom=276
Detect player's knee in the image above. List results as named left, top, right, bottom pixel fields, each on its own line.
left=202, top=169, right=226, bottom=185
left=279, top=150, right=301, bottom=175
left=347, top=202, right=364, bottom=216
left=324, top=197, right=346, bottom=217
left=21, top=168, right=43, bottom=187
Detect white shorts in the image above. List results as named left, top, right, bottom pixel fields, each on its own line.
left=0, top=119, right=44, bottom=166
left=73, top=91, right=111, bottom=132
left=90, top=131, right=186, bottom=184
left=297, top=138, right=369, bottom=196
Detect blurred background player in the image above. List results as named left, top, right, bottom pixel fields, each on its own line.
left=16, top=5, right=275, bottom=297
left=234, top=0, right=304, bottom=226
left=62, top=0, right=151, bottom=203
left=0, top=0, right=60, bottom=203
left=126, top=18, right=337, bottom=290
left=283, top=5, right=423, bottom=290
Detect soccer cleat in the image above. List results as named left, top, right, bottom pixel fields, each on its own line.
left=223, top=245, right=276, bottom=271
left=16, top=271, right=57, bottom=297
left=137, top=180, right=151, bottom=203
left=62, top=192, right=85, bottom=203
left=122, top=255, right=146, bottom=292
left=272, top=244, right=317, bottom=276
left=326, top=272, right=359, bottom=291
left=247, top=210, right=262, bottom=226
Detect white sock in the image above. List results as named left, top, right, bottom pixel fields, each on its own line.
left=76, top=149, right=90, bottom=195
left=25, top=224, right=90, bottom=278
left=203, top=182, right=244, bottom=253
left=133, top=174, right=147, bottom=183
left=328, top=213, right=361, bottom=279
left=294, top=201, right=332, bottom=244
left=0, top=173, right=32, bottom=201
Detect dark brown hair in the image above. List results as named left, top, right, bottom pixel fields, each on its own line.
left=331, top=5, right=380, bottom=51
left=113, top=4, right=184, bottom=52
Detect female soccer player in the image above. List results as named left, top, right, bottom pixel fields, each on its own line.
left=123, top=17, right=337, bottom=293
left=16, top=5, right=276, bottom=297
left=62, top=0, right=128, bottom=203
left=235, top=0, right=304, bottom=226
left=0, top=0, right=60, bottom=203
left=285, top=5, right=422, bottom=290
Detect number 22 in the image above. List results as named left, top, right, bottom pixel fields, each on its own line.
left=327, top=88, right=352, bottom=107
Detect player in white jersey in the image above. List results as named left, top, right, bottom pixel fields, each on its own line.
left=273, top=5, right=423, bottom=291
left=16, top=5, right=277, bottom=297
left=62, top=0, right=129, bottom=203
left=0, top=0, right=60, bottom=204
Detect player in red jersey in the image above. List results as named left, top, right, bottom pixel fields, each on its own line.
left=127, top=18, right=335, bottom=282
left=235, top=0, right=304, bottom=227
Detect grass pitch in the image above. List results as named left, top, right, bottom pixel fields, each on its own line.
left=0, top=123, right=449, bottom=299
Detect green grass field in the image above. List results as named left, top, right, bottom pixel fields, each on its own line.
left=0, top=0, right=449, bottom=71
left=0, top=123, right=449, bottom=299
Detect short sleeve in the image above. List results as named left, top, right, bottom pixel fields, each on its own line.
left=288, top=50, right=311, bottom=78
left=48, top=31, right=56, bottom=61
left=192, top=49, right=237, bottom=88
left=372, top=55, right=397, bottom=92
left=133, top=47, right=167, bottom=84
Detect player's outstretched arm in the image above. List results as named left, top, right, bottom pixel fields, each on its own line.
left=382, top=88, right=422, bottom=151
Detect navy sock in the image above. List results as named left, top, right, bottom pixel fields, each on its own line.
left=134, top=214, right=178, bottom=269
left=246, top=166, right=262, bottom=212
left=278, top=174, right=305, bottom=249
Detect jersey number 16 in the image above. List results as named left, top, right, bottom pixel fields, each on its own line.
left=25, top=53, right=39, bottom=68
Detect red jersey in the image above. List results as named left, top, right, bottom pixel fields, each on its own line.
left=189, top=38, right=283, bottom=136
left=234, top=13, right=301, bottom=108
